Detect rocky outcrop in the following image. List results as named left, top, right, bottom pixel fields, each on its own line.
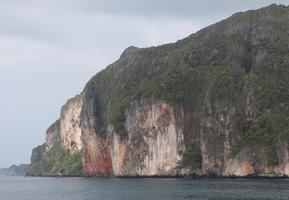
left=198, top=94, right=289, bottom=177
left=116, top=99, right=185, bottom=176
left=82, top=135, right=114, bottom=176
left=28, top=4, right=289, bottom=178
left=82, top=99, right=188, bottom=176
left=119, top=46, right=139, bottom=59
left=31, top=143, right=46, bottom=163
left=60, top=94, right=83, bottom=152
left=46, top=120, right=60, bottom=152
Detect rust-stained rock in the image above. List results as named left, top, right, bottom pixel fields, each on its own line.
left=82, top=132, right=113, bottom=176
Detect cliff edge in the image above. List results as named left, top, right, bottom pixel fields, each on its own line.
left=27, top=4, right=289, bottom=177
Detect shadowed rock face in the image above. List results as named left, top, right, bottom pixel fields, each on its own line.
left=28, top=4, right=289, bottom=177
left=199, top=100, right=289, bottom=176
left=46, top=120, right=60, bottom=152
left=31, top=144, right=46, bottom=163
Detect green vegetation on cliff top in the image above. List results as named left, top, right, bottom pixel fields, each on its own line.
left=81, top=4, right=289, bottom=167
left=29, top=4, right=289, bottom=173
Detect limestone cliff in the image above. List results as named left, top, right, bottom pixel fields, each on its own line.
left=81, top=99, right=190, bottom=176
left=46, top=120, right=60, bottom=152
left=27, top=4, right=289, bottom=177
left=31, top=144, right=46, bottom=163
left=27, top=95, right=84, bottom=176
left=60, top=93, right=83, bottom=152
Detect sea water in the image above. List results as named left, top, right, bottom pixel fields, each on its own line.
left=0, top=176, right=288, bottom=200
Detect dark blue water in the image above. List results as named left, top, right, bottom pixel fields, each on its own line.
left=1, top=176, right=289, bottom=200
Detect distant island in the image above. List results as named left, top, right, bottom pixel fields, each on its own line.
left=0, top=164, right=29, bottom=176
left=26, top=4, right=289, bottom=178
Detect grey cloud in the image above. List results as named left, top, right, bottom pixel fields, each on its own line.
left=59, top=0, right=289, bottom=18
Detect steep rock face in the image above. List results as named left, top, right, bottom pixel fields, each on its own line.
left=28, top=4, right=289, bottom=177
left=46, top=120, right=60, bottom=152
left=112, top=99, right=186, bottom=176
left=82, top=99, right=190, bottom=176
left=199, top=100, right=289, bottom=177
left=60, top=94, right=83, bottom=152
left=82, top=133, right=113, bottom=176
left=31, top=144, right=46, bottom=163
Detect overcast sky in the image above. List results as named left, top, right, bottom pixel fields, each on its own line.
left=0, top=0, right=288, bottom=168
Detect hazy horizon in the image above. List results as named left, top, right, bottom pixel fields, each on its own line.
left=0, top=0, right=288, bottom=168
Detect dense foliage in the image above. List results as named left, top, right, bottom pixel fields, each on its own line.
left=27, top=143, right=83, bottom=176
left=178, top=144, right=202, bottom=170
